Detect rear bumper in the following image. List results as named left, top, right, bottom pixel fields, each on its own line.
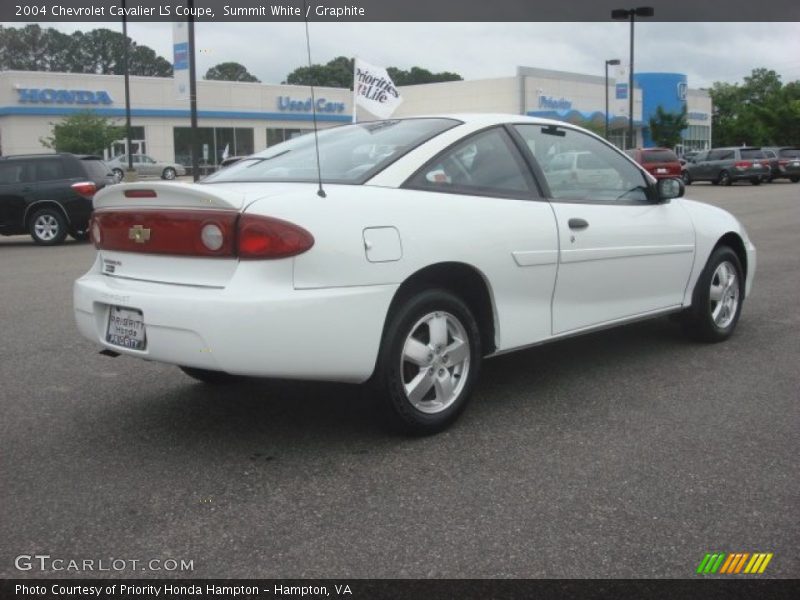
left=73, top=263, right=397, bottom=383
left=774, top=164, right=800, bottom=179
left=731, top=167, right=770, bottom=181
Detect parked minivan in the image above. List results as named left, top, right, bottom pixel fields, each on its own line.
left=761, top=147, right=800, bottom=183
left=684, top=147, right=770, bottom=186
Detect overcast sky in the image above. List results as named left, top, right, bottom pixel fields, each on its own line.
left=22, top=22, right=800, bottom=89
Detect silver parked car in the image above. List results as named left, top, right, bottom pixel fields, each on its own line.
left=107, top=154, right=186, bottom=182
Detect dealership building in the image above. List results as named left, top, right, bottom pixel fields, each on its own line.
left=0, top=66, right=711, bottom=166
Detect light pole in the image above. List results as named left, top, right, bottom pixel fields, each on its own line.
left=604, top=58, right=620, bottom=141
left=611, top=6, right=654, bottom=149
left=121, top=0, right=135, bottom=180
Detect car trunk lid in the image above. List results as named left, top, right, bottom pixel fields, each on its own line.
left=91, top=182, right=309, bottom=287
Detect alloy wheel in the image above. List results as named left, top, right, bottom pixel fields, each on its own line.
left=709, top=261, right=739, bottom=329
left=400, top=311, right=471, bottom=414
left=34, top=214, right=60, bottom=242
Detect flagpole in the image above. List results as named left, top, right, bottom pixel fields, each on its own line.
left=352, top=58, right=357, bottom=123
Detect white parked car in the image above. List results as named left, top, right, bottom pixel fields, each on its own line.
left=106, top=154, right=187, bottom=181
left=74, top=115, right=756, bottom=434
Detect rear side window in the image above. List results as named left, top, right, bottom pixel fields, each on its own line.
left=641, top=149, right=679, bottom=163
left=778, top=148, right=800, bottom=158
left=33, top=159, right=66, bottom=181
left=0, top=162, right=26, bottom=184
left=708, top=150, right=735, bottom=160
left=407, top=127, right=533, bottom=197
left=82, top=159, right=112, bottom=179
left=740, top=149, right=766, bottom=160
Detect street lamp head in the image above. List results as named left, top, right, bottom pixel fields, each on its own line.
left=606, top=59, right=621, bottom=66
left=611, top=6, right=654, bottom=19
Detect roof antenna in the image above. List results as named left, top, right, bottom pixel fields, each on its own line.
left=302, top=0, right=326, bottom=198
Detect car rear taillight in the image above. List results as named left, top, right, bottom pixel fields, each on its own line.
left=91, top=210, right=314, bottom=260
left=734, top=161, right=751, bottom=169
left=237, top=214, right=314, bottom=259
left=71, top=181, right=97, bottom=199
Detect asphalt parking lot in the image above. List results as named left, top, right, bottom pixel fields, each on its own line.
left=1, top=181, right=798, bottom=579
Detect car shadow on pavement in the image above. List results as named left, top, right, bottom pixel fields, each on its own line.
left=82, top=315, right=699, bottom=453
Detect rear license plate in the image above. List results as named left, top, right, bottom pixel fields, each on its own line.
left=106, top=306, right=147, bottom=350
left=792, top=161, right=800, bottom=167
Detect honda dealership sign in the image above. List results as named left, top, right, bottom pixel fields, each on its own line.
left=16, top=88, right=113, bottom=105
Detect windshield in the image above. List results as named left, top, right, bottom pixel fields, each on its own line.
left=204, top=118, right=460, bottom=184
left=778, top=148, right=800, bottom=158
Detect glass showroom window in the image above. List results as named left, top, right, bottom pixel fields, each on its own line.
left=174, top=127, right=255, bottom=166
left=109, top=126, right=146, bottom=159
left=266, top=128, right=312, bottom=147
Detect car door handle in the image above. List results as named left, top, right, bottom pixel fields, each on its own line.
left=568, top=218, right=589, bottom=230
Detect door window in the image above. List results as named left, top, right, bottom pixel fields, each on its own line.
left=514, top=124, right=649, bottom=203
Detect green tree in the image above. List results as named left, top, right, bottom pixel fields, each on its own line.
left=386, top=66, right=462, bottom=86
left=648, top=106, right=688, bottom=148
left=709, top=68, right=799, bottom=146
left=40, top=111, right=123, bottom=155
left=204, top=62, right=260, bottom=83
left=284, top=56, right=463, bottom=88
left=285, top=56, right=354, bottom=88
left=0, top=24, right=172, bottom=77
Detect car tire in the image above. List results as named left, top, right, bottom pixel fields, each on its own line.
left=791, top=177, right=799, bottom=183
left=112, top=168, right=124, bottom=182
left=29, top=208, right=68, bottom=245
left=162, top=167, right=177, bottom=180
left=750, top=177, right=761, bottom=185
left=374, top=288, right=482, bottom=435
left=682, top=171, right=692, bottom=185
left=718, top=170, right=732, bottom=186
left=179, top=366, right=238, bottom=384
left=682, top=246, right=744, bottom=343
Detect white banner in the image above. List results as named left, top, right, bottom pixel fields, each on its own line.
left=613, top=63, right=630, bottom=117
left=353, top=58, right=403, bottom=120
left=172, top=22, right=189, bottom=101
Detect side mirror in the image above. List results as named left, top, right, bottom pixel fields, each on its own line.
left=657, top=177, right=684, bottom=201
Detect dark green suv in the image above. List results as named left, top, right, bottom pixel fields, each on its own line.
left=0, top=153, right=114, bottom=245
left=684, top=147, right=770, bottom=186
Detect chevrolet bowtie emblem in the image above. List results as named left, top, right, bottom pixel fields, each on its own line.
left=128, top=225, right=151, bottom=243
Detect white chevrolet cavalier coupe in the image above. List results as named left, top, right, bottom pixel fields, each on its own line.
left=74, top=115, right=755, bottom=433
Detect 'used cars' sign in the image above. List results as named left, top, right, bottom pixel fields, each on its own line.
left=277, top=96, right=345, bottom=113
left=16, top=88, right=114, bottom=105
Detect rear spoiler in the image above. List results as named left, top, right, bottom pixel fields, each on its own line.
left=93, top=181, right=246, bottom=211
